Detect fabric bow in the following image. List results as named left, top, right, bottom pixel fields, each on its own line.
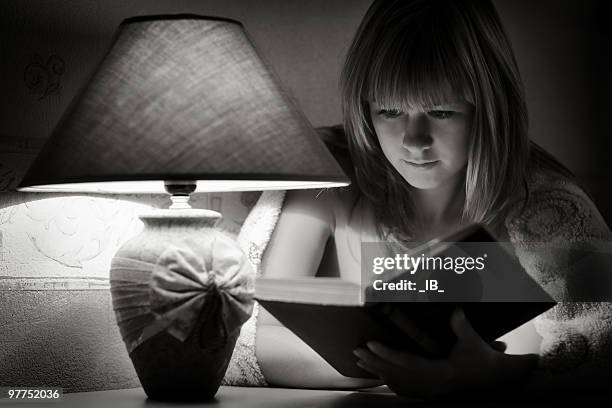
left=147, top=234, right=254, bottom=346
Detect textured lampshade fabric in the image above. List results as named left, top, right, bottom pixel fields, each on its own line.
left=18, top=15, right=349, bottom=193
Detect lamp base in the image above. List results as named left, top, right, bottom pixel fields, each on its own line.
left=129, top=299, right=238, bottom=401
left=110, top=208, right=252, bottom=401
left=128, top=293, right=239, bottom=401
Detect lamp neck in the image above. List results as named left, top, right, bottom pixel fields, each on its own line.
left=164, top=180, right=197, bottom=210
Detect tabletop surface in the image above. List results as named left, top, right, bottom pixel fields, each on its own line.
left=0, top=386, right=609, bottom=408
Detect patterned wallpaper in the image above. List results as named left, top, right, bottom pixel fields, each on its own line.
left=0, top=192, right=257, bottom=284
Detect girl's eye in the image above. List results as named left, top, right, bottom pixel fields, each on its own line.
left=377, top=109, right=403, bottom=119
left=427, top=110, right=455, bottom=119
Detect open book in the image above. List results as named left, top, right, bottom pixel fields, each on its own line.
left=255, top=224, right=556, bottom=378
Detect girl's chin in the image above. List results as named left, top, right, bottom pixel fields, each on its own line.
left=400, top=167, right=466, bottom=191
left=405, top=179, right=444, bottom=190
left=401, top=174, right=453, bottom=190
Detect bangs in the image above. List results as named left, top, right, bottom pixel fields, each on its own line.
left=364, top=17, right=474, bottom=111
left=342, top=0, right=531, bottom=232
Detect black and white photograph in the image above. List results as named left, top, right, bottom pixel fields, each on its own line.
left=1, top=0, right=611, bottom=406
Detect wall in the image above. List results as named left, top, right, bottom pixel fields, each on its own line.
left=0, top=0, right=610, bottom=392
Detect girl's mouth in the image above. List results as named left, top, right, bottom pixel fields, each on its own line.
left=403, top=160, right=439, bottom=169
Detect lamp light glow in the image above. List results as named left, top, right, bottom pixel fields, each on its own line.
left=19, top=179, right=348, bottom=194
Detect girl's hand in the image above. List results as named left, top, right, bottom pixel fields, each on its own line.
left=353, top=309, right=538, bottom=399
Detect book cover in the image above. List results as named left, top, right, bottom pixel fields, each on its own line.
left=256, top=225, right=556, bottom=378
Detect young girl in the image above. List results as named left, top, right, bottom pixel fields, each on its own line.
left=223, top=0, right=612, bottom=398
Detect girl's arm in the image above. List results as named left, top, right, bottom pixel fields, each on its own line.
left=258, top=188, right=333, bottom=279
left=255, top=188, right=382, bottom=389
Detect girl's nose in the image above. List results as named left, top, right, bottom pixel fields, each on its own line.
left=402, top=114, right=432, bottom=152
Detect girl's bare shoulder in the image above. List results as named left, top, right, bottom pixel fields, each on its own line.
left=284, top=186, right=361, bottom=219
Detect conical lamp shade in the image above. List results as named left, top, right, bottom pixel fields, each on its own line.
left=18, top=15, right=349, bottom=193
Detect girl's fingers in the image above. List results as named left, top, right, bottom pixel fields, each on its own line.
left=356, top=359, right=380, bottom=376
left=353, top=347, right=394, bottom=373
left=389, top=309, right=441, bottom=355
left=490, top=340, right=507, bottom=352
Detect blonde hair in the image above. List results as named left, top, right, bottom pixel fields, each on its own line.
left=341, top=0, right=544, bottom=239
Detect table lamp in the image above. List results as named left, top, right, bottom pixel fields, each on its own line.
left=17, top=15, right=349, bottom=401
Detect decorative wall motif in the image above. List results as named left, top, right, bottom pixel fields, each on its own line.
left=0, top=196, right=149, bottom=278
left=23, top=54, right=65, bottom=99
left=0, top=191, right=253, bottom=281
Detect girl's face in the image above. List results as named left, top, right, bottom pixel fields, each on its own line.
left=369, top=99, right=473, bottom=190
